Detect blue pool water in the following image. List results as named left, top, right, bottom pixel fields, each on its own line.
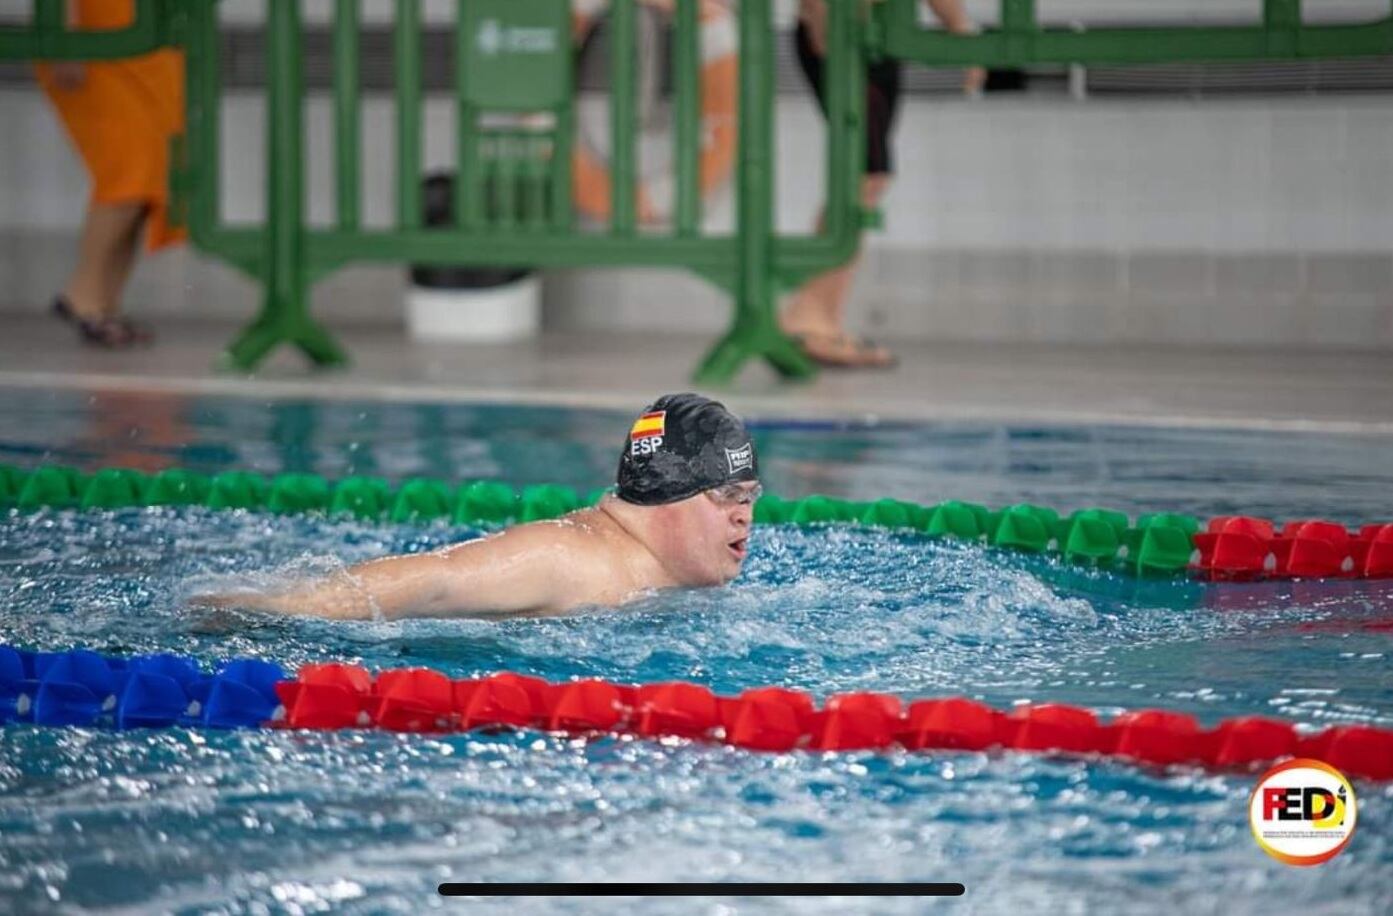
left=0, top=388, right=1390, bottom=914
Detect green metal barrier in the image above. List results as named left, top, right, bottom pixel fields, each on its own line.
left=0, top=0, right=172, bottom=59
left=177, top=0, right=869, bottom=383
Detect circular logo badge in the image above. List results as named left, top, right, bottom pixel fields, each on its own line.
left=1249, top=758, right=1357, bottom=866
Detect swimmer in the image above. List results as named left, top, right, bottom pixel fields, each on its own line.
left=194, top=393, right=760, bottom=620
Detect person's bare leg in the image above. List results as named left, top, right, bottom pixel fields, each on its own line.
left=101, top=204, right=149, bottom=311
left=926, top=0, right=974, bottom=35
left=781, top=175, right=891, bottom=359
left=963, top=64, right=987, bottom=96
left=61, top=201, right=145, bottom=320
left=779, top=214, right=838, bottom=339
left=925, top=0, right=985, bottom=95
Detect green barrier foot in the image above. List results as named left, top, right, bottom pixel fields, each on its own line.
left=693, top=328, right=816, bottom=386
left=223, top=319, right=349, bottom=371
left=296, top=322, right=350, bottom=368
left=222, top=322, right=280, bottom=371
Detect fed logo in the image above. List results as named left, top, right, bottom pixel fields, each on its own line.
left=1249, top=758, right=1357, bottom=866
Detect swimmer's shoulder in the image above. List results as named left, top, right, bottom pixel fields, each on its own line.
left=439, top=505, right=637, bottom=579
left=452, top=506, right=616, bottom=558
left=519, top=505, right=656, bottom=573
left=486, top=506, right=651, bottom=611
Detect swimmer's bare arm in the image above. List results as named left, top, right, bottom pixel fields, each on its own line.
left=201, top=524, right=577, bottom=620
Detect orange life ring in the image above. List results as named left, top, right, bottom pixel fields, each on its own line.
left=571, top=0, right=737, bottom=225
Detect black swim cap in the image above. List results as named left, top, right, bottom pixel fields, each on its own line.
left=615, top=393, right=758, bottom=506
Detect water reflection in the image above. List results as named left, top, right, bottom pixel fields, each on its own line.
left=3, top=388, right=1392, bottom=529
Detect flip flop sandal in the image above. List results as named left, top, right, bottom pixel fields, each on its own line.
left=790, top=331, right=898, bottom=370
left=52, top=296, right=154, bottom=349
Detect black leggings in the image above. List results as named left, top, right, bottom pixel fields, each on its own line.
left=794, top=20, right=903, bottom=175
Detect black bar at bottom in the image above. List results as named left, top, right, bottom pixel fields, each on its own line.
left=438, top=882, right=965, bottom=897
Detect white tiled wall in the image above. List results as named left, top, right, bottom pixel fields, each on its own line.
left=871, top=98, right=1393, bottom=253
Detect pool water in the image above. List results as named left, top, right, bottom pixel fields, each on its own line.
left=0, top=389, right=1390, bottom=914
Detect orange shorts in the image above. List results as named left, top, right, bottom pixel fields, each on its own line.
left=34, top=0, right=185, bottom=250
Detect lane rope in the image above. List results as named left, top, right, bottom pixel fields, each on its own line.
left=3, top=646, right=1389, bottom=781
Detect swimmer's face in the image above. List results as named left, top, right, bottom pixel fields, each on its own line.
left=649, top=481, right=759, bottom=586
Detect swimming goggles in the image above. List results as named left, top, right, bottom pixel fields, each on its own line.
left=704, top=481, right=763, bottom=507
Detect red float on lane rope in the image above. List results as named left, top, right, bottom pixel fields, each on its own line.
left=1108, top=709, right=1203, bottom=766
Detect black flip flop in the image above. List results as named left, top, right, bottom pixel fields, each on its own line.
left=52, top=296, right=154, bottom=349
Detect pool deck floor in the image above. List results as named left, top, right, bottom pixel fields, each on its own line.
left=1, top=315, right=1391, bottom=432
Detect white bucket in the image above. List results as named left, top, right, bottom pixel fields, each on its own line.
left=404, top=274, right=541, bottom=343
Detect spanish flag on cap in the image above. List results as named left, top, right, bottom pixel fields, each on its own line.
left=629, top=410, right=666, bottom=441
